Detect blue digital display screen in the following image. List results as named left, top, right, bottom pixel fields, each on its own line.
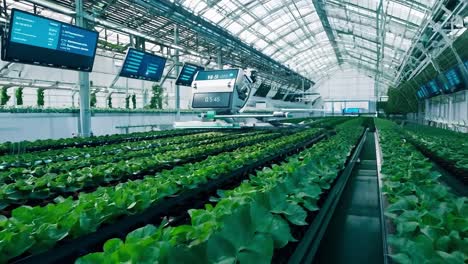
left=343, top=108, right=360, bottom=114
left=175, top=63, right=204, bottom=86
left=3, top=9, right=98, bottom=71
left=427, top=80, right=440, bottom=95
left=120, top=48, right=167, bottom=82
left=421, top=85, right=430, bottom=98
left=416, top=90, right=421, bottom=99
left=417, top=90, right=425, bottom=99
left=195, top=69, right=239, bottom=81
left=445, top=68, right=461, bottom=90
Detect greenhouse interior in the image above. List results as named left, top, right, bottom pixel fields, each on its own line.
left=0, top=0, right=466, bottom=263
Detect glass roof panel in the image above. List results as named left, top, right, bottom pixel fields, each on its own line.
left=177, top=0, right=438, bottom=84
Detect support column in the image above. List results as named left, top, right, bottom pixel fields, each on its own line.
left=76, top=0, right=91, bottom=137
left=447, top=95, right=452, bottom=127
left=217, top=49, right=222, bottom=69
left=174, top=25, right=180, bottom=120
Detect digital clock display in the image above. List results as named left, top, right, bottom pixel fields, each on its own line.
left=195, top=69, right=239, bottom=81
left=192, top=92, right=231, bottom=108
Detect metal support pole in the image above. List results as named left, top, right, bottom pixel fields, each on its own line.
left=217, top=49, right=222, bottom=69
left=447, top=95, right=452, bottom=127
left=174, top=25, right=180, bottom=120
left=76, top=0, right=91, bottom=137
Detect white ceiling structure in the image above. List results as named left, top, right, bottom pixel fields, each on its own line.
left=178, top=0, right=465, bottom=93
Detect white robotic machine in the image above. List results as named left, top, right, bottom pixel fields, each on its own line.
left=174, top=68, right=289, bottom=129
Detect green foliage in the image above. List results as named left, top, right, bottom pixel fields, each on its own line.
left=400, top=124, right=468, bottom=177
left=0, top=107, right=203, bottom=114
left=37, top=88, right=45, bottom=107
left=376, top=119, right=468, bottom=264
left=97, top=39, right=128, bottom=53
left=150, top=84, right=163, bottom=109
left=77, top=119, right=365, bottom=263
left=90, top=92, right=97, bottom=108
left=125, top=95, right=130, bottom=109
left=0, top=128, right=325, bottom=261
left=0, top=87, right=10, bottom=106
left=0, top=129, right=200, bottom=155
left=15, top=88, right=23, bottom=106
left=0, top=131, right=229, bottom=181
left=384, top=85, right=418, bottom=115
left=131, top=94, right=136, bottom=109
left=107, top=94, right=112, bottom=108
left=0, top=132, right=278, bottom=208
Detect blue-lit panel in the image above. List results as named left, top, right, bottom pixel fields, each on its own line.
left=420, top=85, right=429, bottom=98
left=175, top=63, right=204, bottom=86
left=343, top=108, right=360, bottom=114
left=120, top=48, right=167, bottom=82
left=3, top=9, right=98, bottom=71
left=444, top=68, right=461, bottom=89
left=416, top=90, right=422, bottom=99
left=427, top=80, right=440, bottom=95
left=195, top=69, right=239, bottom=81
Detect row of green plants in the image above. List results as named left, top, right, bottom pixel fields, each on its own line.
left=1, top=85, right=160, bottom=109
left=93, top=94, right=138, bottom=109
left=0, top=106, right=204, bottom=114
left=0, top=131, right=234, bottom=173
left=0, top=87, right=43, bottom=107
left=0, top=132, right=280, bottom=209
left=399, top=124, right=468, bottom=182
left=0, top=128, right=323, bottom=262
left=0, top=132, right=255, bottom=184
left=76, top=118, right=365, bottom=263
left=376, top=119, right=467, bottom=264
left=0, top=128, right=204, bottom=155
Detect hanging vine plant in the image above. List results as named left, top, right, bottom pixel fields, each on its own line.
left=150, top=84, right=163, bottom=109
left=15, top=87, right=23, bottom=105
left=131, top=94, right=136, bottom=109
left=125, top=95, right=130, bottom=109
left=90, top=92, right=97, bottom=108
left=107, top=94, right=112, bottom=108
left=0, top=87, right=10, bottom=106
left=37, top=88, right=45, bottom=107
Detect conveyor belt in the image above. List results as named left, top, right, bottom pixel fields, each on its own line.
left=314, top=132, right=384, bottom=264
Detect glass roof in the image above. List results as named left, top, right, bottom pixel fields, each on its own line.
left=178, top=0, right=437, bottom=85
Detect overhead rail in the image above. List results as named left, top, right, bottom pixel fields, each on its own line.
left=17, top=0, right=314, bottom=88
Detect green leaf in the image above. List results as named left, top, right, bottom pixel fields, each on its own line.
left=435, top=236, right=450, bottom=252
left=436, top=251, right=465, bottom=264
left=390, top=253, right=411, bottom=264
left=397, top=221, right=418, bottom=234
left=237, top=233, right=274, bottom=264
left=206, top=234, right=237, bottom=264
left=103, top=238, right=123, bottom=253
left=75, top=253, right=109, bottom=264
left=281, top=203, right=308, bottom=226
left=125, top=225, right=157, bottom=243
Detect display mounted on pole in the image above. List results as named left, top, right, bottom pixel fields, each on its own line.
left=175, top=63, right=205, bottom=86
left=2, top=9, right=99, bottom=72
left=119, top=48, right=167, bottom=82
